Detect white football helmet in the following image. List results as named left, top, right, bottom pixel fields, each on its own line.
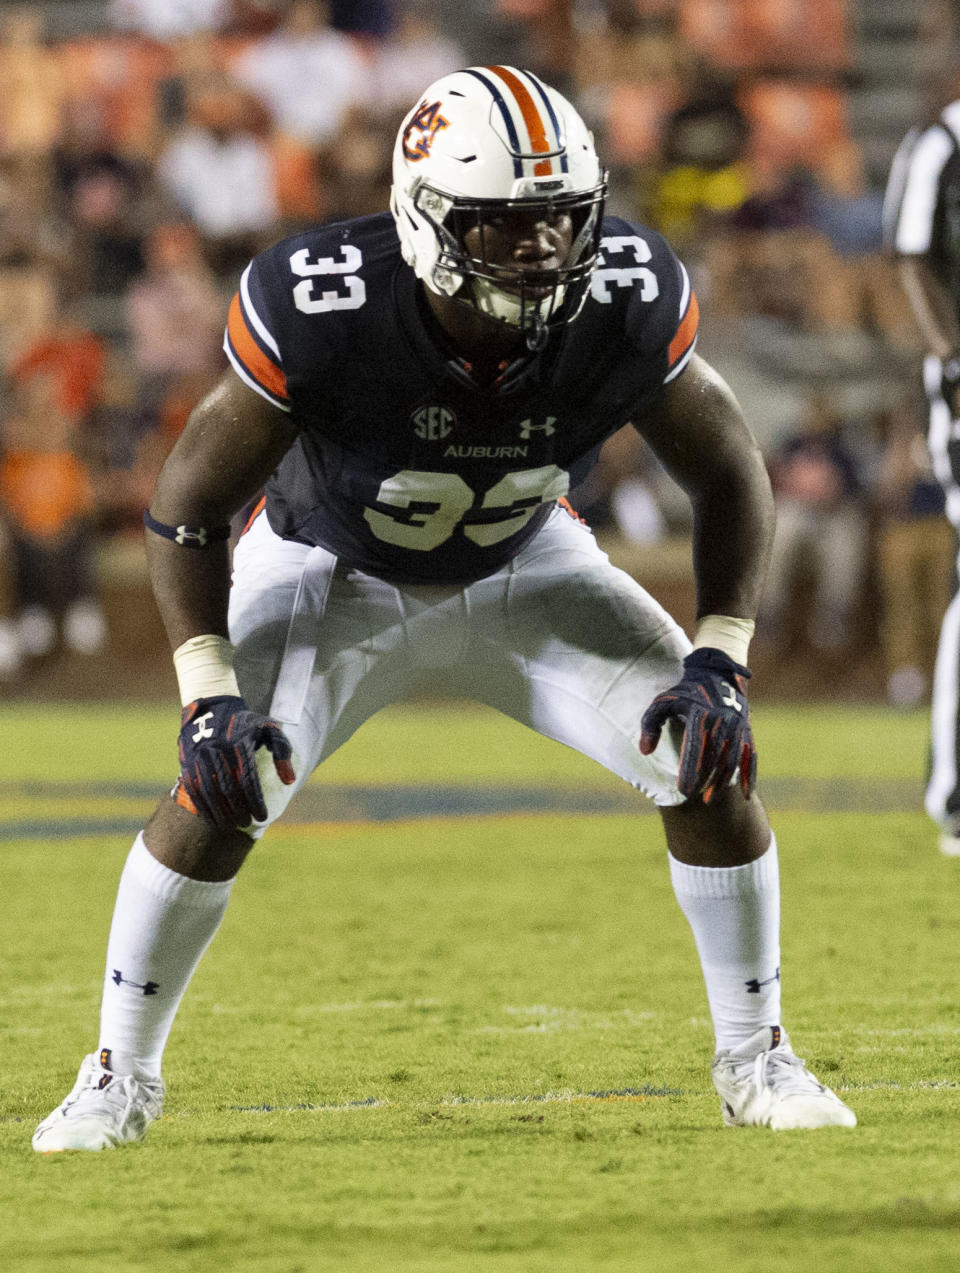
left=391, top=65, right=607, bottom=346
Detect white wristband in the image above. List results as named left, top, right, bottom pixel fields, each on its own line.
left=172, top=634, right=241, bottom=707
left=692, top=614, right=754, bottom=666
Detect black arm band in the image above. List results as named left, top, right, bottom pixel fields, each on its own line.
left=942, top=354, right=960, bottom=402
left=143, top=509, right=231, bottom=549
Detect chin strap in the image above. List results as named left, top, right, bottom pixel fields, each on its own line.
left=525, top=320, right=549, bottom=352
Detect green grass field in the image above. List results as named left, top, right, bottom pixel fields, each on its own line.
left=2, top=700, right=958, bottom=1272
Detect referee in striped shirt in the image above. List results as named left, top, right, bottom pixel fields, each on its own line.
left=884, top=84, right=960, bottom=854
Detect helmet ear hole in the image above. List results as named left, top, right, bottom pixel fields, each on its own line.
left=391, top=66, right=607, bottom=335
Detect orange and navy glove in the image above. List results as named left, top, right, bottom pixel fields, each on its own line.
left=177, top=695, right=295, bottom=830
left=639, top=648, right=756, bottom=803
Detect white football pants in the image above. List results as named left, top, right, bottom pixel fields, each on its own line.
left=227, top=504, right=691, bottom=837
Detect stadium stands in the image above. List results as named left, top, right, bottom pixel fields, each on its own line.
left=0, top=0, right=951, bottom=699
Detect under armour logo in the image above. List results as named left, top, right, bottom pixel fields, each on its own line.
left=720, top=681, right=742, bottom=712
left=745, top=967, right=780, bottom=994
left=112, top=969, right=160, bottom=996
left=176, top=525, right=208, bottom=547
left=519, top=417, right=556, bottom=439
left=192, top=712, right=215, bottom=742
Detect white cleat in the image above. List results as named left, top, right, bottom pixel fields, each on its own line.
left=939, top=831, right=960, bottom=857
left=32, top=1051, right=164, bottom=1152
left=712, top=1026, right=857, bottom=1130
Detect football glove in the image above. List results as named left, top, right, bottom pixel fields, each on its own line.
left=177, top=695, right=296, bottom=831
left=639, top=647, right=757, bottom=803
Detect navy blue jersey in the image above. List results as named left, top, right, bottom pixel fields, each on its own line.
left=224, top=211, right=698, bottom=583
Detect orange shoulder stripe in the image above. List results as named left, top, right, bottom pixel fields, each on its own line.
left=668, top=289, right=699, bottom=368
left=227, top=293, right=289, bottom=401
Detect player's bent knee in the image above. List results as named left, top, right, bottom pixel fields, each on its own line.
left=659, top=790, right=771, bottom=867
left=143, top=794, right=256, bottom=880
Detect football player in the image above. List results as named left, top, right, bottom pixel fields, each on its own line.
left=33, top=66, right=855, bottom=1150
left=884, top=81, right=960, bottom=854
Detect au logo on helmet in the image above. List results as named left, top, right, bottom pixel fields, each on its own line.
left=402, top=101, right=450, bottom=162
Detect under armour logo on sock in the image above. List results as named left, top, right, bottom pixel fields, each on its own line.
left=744, top=966, right=780, bottom=994
left=112, top=969, right=160, bottom=995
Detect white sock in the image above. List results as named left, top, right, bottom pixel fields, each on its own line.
left=97, top=832, right=234, bottom=1079
left=669, top=834, right=782, bottom=1052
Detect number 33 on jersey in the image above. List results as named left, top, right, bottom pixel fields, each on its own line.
left=223, top=211, right=699, bottom=584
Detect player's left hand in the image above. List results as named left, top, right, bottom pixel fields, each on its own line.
left=639, top=647, right=757, bottom=803
left=177, top=695, right=296, bottom=830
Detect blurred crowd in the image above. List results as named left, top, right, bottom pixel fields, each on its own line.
left=0, top=0, right=954, bottom=704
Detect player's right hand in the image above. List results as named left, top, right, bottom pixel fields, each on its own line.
left=176, top=695, right=296, bottom=830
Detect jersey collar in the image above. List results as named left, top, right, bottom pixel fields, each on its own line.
left=392, top=261, right=559, bottom=397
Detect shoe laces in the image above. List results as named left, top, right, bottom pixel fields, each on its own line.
left=68, top=1063, right=163, bottom=1122
left=749, top=1045, right=822, bottom=1097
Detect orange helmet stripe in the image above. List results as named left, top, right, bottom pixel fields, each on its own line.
left=487, top=65, right=555, bottom=176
